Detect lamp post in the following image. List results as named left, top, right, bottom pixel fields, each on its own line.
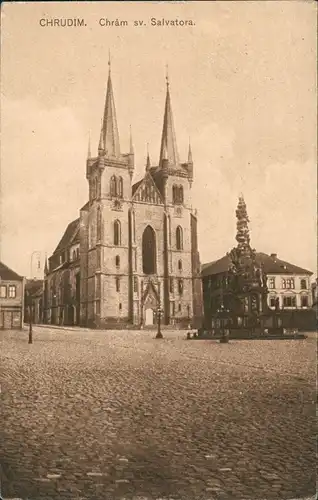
left=217, top=303, right=230, bottom=343
left=27, top=290, right=33, bottom=344
left=187, top=304, right=191, bottom=329
left=155, top=305, right=163, bottom=339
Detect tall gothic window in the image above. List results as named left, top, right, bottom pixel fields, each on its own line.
left=173, top=185, right=184, bottom=204
left=110, top=175, right=117, bottom=196
left=114, top=220, right=121, bottom=246
left=115, top=255, right=120, bottom=268
left=178, top=259, right=182, bottom=271
left=118, top=177, right=123, bottom=198
left=142, top=225, right=156, bottom=275
left=176, top=226, right=183, bottom=250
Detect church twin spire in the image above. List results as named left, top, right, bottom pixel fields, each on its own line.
left=93, top=57, right=192, bottom=175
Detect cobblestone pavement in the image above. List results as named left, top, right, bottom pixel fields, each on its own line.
left=0, top=328, right=316, bottom=500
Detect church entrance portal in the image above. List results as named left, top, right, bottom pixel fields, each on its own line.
left=145, top=308, right=154, bottom=326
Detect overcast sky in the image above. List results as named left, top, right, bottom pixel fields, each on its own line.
left=1, top=1, right=317, bottom=278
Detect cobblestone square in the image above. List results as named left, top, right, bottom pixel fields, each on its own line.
left=1, top=328, right=316, bottom=500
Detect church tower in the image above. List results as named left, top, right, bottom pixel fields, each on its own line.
left=80, top=58, right=134, bottom=327
left=130, top=72, right=202, bottom=328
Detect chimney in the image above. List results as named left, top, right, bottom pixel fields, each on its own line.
left=270, top=253, right=277, bottom=259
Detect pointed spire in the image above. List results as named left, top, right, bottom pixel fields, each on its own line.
left=98, top=118, right=104, bottom=154
left=188, top=139, right=193, bottom=164
left=87, top=132, right=91, bottom=159
left=146, top=143, right=151, bottom=170
left=129, top=124, right=134, bottom=154
left=101, top=54, right=121, bottom=158
left=162, top=140, right=168, bottom=161
left=159, top=70, right=180, bottom=168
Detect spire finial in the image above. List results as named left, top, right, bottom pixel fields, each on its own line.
left=146, top=143, right=151, bottom=170
left=129, top=124, right=134, bottom=154
left=166, top=63, right=169, bottom=88
left=188, top=138, right=193, bottom=164
left=108, top=50, right=111, bottom=73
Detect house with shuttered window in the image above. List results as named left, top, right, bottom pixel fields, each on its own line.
left=0, top=261, right=24, bottom=329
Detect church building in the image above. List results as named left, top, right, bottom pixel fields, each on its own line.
left=44, top=62, right=203, bottom=329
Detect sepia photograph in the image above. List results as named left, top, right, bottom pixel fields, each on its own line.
left=0, top=1, right=317, bottom=500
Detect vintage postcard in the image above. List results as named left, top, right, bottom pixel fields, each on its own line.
left=0, top=1, right=316, bottom=500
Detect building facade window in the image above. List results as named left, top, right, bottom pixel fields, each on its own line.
left=116, top=277, right=120, bottom=292
left=176, top=226, right=183, bottom=250
left=133, top=276, right=138, bottom=293
left=178, top=303, right=182, bottom=312
left=283, top=295, right=296, bottom=307
left=115, top=255, right=120, bottom=268
left=110, top=175, right=117, bottom=196
left=281, top=278, right=295, bottom=289
left=301, top=295, right=309, bottom=307
left=268, top=278, right=275, bottom=289
left=300, top=279, right=307, bottom=290
left=172, top=185, right=184, bottom=204
left=114, top=220, right=121, bottom=246
left=8, top=285, right=16, bottom=298
left=0, top=285, right=7, bottom=298
left=178, top=279, right=183, bottom=295
left=117, top=177, right=123, bottom=198
left=142, top=225, right=156, bottom=275
left=169, top=277, right=174, bottom=293
left=178, top=259, right=182, bottom=271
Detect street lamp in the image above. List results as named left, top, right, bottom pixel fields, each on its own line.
left=155, top=304, right=163, bottom=339
left=187, top=304, right=191, bottom=329
left=217, top=303, right=230, bottom=343
left=26, top=289, right=33, bottom=344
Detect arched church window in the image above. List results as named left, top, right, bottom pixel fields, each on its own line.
left=114, top=220, right=121, bottom=246
left=179, top=186, right=184, bottom=203
left=176, top=226, right=183, bottom=250
left=142, top=225, right=156, bottom=275
left=110, top=175, right=117, bottom=196
left=178, top=259, right=182, bottom=271
left=118, top=177, right=123, bottom=198
left=178, top=279, right=183, bottom=295
left=172, top=185, right=177, bottom=203
left=115, top=255, right=120, bottom=268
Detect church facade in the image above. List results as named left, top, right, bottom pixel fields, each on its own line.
left=44, top=64, right=203, bottom=329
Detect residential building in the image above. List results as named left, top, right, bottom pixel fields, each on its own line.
left=0, top=261, right=24, bottom=329
left=43, top=62, right=202, bottom=329
left=202, top=252, right=314, bottom=330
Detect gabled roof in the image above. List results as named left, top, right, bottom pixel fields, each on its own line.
left=0, top=261, right=23, bottom=281
left=53, top=218, right=80, bottom=254
left=132, top=170, right=164, bottom=203
left=202, top=252, right=313, bottom=277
